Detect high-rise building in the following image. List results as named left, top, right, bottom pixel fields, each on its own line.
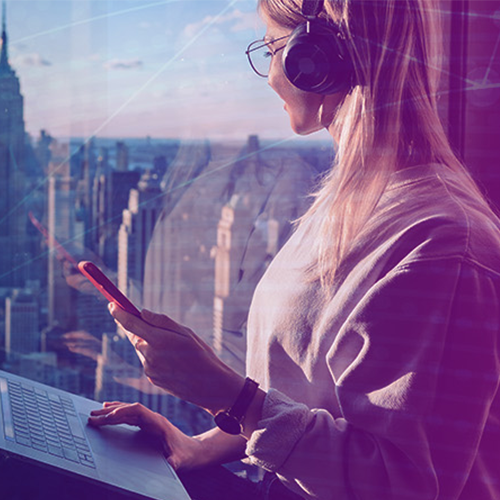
left=5, top=290, right=39, bottom=357
left=47, top=173, right=78, bottom=330
left=92, top=169, right=140, bottom=268
left=0, top=1, right=28, bottom=287
left=91, top=148, right=110, bottom=259
left=116, top=141, right=129, bottom=172
left=117, top=170, right=163, bottom=298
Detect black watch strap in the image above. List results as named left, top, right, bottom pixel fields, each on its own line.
left=214, top=378, right=259, bottom=435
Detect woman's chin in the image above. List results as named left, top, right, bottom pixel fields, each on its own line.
left=289, top=119, right=323, bottom=136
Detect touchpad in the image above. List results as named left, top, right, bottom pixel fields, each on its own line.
left=81, top=414, right=175, bottom=480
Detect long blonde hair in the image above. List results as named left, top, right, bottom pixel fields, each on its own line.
left=259, top=0, right=489, bottom=285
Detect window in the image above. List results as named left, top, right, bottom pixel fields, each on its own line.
left=0, top=0, right=332, bottom=436
left=0, top=0, right=498, bottom=438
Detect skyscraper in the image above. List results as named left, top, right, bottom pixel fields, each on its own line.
left=116, top=141, right=129, bottom=172
left=117, top=170, right=163, bottom=299
left=5, top=290, right=39, bottom=357
left=0, top=1, right=28, bottom=287
left=47, top=171, right=78, bottom=330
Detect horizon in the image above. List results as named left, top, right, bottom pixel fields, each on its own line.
left=5, top=0, right=331, bottom=143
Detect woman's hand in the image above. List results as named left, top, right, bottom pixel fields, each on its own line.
left=88, top=402, right=203, bottom=471
left=108, top=304, right=244, bottom=416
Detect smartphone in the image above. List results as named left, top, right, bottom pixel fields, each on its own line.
left=77, top=261, right=141, bottom=318
left=28, top=211, right=78, bottom=265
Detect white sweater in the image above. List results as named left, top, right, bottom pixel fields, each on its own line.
left=245, top=164, right=500, bottom=500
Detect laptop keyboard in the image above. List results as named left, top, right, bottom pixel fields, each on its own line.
left=1, top=378, right=95, bottom=469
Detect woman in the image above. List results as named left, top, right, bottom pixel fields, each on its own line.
left=89, top=1, right=500, bottom=499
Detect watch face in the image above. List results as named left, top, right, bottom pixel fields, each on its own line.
left=214, top=411, right=242, bottom=435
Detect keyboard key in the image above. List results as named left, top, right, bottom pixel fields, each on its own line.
left=14, top=429, right=30, bottom=439
left=48, top=445, right=64, bottom=458
left=26, top=410, right=38, bottom=419
left=45, top=435, right=61, bottom=446
left=74, top=440, right=89, bottom=448
left=13, top=422, right=28, bottom=431
left=78, top=454, right=96, bottom=467
left=55, top=426, right=71, bottom=437
left=40, top=415, right=53, bottom=425
left=80, top=458, right=96, bottom=469
left=29, top=428, right=45, bottom=439
left=65, top=416, right=84, bottom=438
left=62, top=447, right=79, bottom=463
left=15, top=435, right=31, bottom=446
left=60, top=437, right=74, bottom=447
left=32, top=442, right=48, bottom=452
left=75, top=443, right=91, bottom=453
left=31, top=435, right=47, bottom=445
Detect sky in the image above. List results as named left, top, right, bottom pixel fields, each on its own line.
left=5, top=0, right=328, bottom=141
left=4, top=1, right=500, bottom=143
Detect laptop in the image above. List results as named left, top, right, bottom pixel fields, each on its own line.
left=0, top=369, right=191, bottom=500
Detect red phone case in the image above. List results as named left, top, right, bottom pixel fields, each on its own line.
left=77, top=261, right=141, bottom=317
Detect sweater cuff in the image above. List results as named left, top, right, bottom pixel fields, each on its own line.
left=245, top=388, right=314, bottom=471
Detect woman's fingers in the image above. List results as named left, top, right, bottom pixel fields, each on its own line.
left=110, top=304, right=152, bottom=341
left=89, top=402, right=205, bottom=471
left=140, top=309, right=189, bottom=336
left=88, top=402, right=152, bottom=428
left=111, top=304, right=191, bottom=344
left=102, top=401, right=126, bottom=408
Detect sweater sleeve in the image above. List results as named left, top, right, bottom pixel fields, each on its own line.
left=245, top=258, right=500, bottom=500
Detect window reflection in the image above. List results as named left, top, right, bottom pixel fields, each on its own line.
left=0, top=0, right=332, bottom=435
left=2, top=0, right=497, bottom=437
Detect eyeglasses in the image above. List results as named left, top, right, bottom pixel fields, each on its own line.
left=245, top=35, right=290, bottom=78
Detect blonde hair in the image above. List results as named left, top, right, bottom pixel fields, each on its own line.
left=259, top=0, right=489, bottom=285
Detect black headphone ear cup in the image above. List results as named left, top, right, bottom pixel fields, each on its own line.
left=282, top=21, right=354, bottom=95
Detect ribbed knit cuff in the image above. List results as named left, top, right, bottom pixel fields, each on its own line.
left=245, top=388, right=314, bottom=472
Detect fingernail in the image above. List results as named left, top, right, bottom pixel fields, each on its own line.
left=108, top=302, right=115, bottom=312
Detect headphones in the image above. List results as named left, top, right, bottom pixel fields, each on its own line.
left=282, top=0, right=356, bottom=95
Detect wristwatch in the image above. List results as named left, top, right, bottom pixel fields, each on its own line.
left=214, top=378, right=259, bottom=435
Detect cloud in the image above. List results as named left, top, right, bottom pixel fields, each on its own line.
left=184, top=9, right=259, bottom=38
left=103, top=58, right=143, bottom=70
left=13, top=53, right=51, bottom=67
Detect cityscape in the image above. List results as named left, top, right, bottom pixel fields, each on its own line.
left=0, top=2, right=334, bottom=436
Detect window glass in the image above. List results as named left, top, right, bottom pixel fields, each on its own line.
left=1, top=0, right=498, bottom=438
left=0, top=0, right=332, bottom=435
